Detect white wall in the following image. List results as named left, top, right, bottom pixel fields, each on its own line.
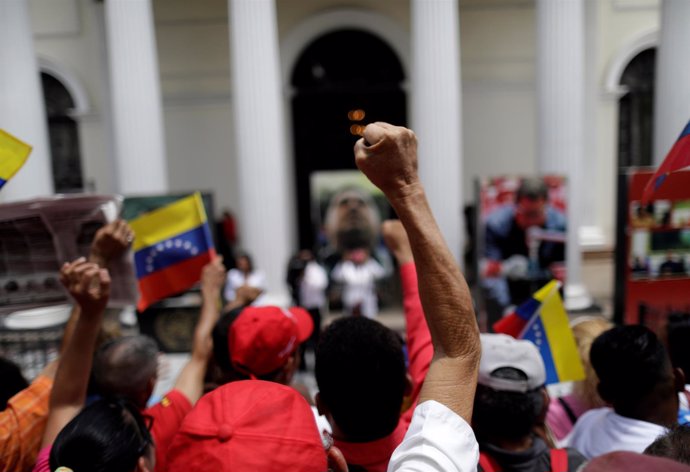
left=28, top=0, right=662, bottom=246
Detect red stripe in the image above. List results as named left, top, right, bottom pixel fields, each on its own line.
left=137, top=249, right=216, bottom=311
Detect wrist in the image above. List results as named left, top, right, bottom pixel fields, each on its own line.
left=385, top=181, right=425, bottom=206
left=88, top=251, right=108, bottom=267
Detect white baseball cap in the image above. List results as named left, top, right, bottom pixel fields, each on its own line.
left=478, top=333, right=546, bottom=393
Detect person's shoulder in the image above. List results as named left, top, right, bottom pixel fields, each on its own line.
left=545, top=206, right=567, bottom=228
left=485, top=205, right=516, bottom=230
left=571, top=407, right=611, bottom=434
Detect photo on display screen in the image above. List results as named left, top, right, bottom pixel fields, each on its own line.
left=475, top=175, right=568, bottom=329
left=309, top=170, right=397, bottom=312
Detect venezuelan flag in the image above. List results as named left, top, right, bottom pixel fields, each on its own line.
left=642, top=119, right=690, bottom=203
left=0, top=129, right=32, bottom=190
left=129, top=192, right=216, bottom=311
left=495, top=280, right=585, bottom=385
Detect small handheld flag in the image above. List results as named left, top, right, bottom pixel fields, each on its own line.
left=494, top=280, right=585, bottom=385
left=0, top=129, right=32, bottom=190
left=129, top=192, right=216, bottom=311
left=642, top=119, right=690, bottom=203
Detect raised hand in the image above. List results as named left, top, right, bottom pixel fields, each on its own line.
left=201, top=256, right=227, bottom=298
left=89, top=219, right=134, bottom=267
left=59, top=258, right=111, bottom=315
left=354, top=122, right=420, bottom=200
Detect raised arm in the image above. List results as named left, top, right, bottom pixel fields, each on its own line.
left=41, top=259, right=110, bottom=447
left=172, top=256, right=226, bottom=404
left=355, top=123, right=480, bottom=422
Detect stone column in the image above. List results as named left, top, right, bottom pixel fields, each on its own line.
left=536, top=0, right=592, bottom=310
left=0, top=0, right=54, bottom=201
left=229, top=0, right=293, bottom=301
left=104, top=0, right=168, bottom=194
left=410, top=0, right=464, bottom=264
left=654, top=0, right=690, bottom=165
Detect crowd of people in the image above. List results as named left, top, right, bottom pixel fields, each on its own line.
left=2, top=123, right=690, bottom=472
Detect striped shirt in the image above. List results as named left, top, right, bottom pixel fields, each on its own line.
left=0, top=375, right=53, bottom=472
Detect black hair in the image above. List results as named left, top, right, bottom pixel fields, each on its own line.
left=667, top=313, right=690, bottom=379
left=590, top=325, right=671, bottom=411
left=645, top=424, right=690, bottom=465
left=315, top=317, right=407, bottom=442
left=516, top=178, right=549, bottom=202
left=50, top=398, right=153, bottom=472
left=472, top=367, right=544, bottom=442
left=0, top=357, right=28, bottom=410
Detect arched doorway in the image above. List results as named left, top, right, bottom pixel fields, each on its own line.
left=41, top=72, right=84, bottom=193
left=291, top=29, right=407, bottom=249
left=618, top=48, right=656, bottom=169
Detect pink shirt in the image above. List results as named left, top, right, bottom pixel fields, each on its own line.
left=546, top=394, right=589, bottom=441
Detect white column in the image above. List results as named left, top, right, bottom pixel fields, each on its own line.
left=410, top=0, right=464, bottom=264
left=104, top=0, right=168, bottom=195
left=0, top=0, right=54, bottom=201
left=536, top=0, right=592, bottom=310
left=229, top=0, right=293, bottom=302
left=654, top=0, right=690, bottom=165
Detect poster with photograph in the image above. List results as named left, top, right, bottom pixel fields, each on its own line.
left=476, top=175, right=567, bottom=328
left=309, top=170, right=396, bottom=316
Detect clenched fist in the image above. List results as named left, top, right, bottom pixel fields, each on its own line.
left=60, top=258, right=111, bottom=315
left=354, top=122, right=420, bottom=200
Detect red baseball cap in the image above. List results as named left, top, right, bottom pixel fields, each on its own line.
left=167, top=380, right=327, bottom=472
left=228, top=306, right=313, bottom=377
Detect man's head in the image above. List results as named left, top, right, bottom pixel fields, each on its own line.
left=590, top=325, right=682, bottom=422
left=473, top=334, right=548, bottom=442
left=645, top=425, right=690, bottom=465
left=211, top=305, right=313, bottom=384
left=167, top=380, right=347, bottom=472
left=91, top=335, right=159, bottom=409
left=324, top=188, right=381, bottom=252
left=515, top=178, right=549, bottom=229
left=315, top=316, right=408, bottom=442
left=0, top=357, right=28, bottom=410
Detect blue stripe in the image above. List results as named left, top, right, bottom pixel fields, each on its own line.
left=0, top=178, right=6, bottom=189
left=133, top=224, right=212, bottom=279
left=515, top=298, right=540, bottom=322
left=521, top=316, right=559, bottom=385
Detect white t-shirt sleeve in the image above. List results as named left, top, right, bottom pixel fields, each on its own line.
left=388, top=400, right=479, bottom=472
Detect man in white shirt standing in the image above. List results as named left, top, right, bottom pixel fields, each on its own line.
left=353, top=122, right=482, bottom=472
left=566, top=325, right=683, bottom=458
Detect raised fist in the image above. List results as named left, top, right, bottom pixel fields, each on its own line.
left=60, top=258, right=111, bottom=315
left=354, top=122, right=420, bottom=199
left=201, top=256, right=227, bottom=297
left=89, top=219, right=134, bottom=267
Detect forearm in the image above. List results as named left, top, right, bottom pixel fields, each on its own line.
left=389, top=184, right=479, bottom=358
left=51, top=313, right=102, bottom=408
left=388, top=184, right=480, bottom=421
left=193, top=291, right=221, bottom=360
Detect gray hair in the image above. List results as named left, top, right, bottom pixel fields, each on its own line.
left=92, top=335, right=159, bottom=400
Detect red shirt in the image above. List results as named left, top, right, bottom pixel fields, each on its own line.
left=145, top=389, right=193, bottom=472
left=334, top=262, right=433, bottom=471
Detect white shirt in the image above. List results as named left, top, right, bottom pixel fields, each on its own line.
left=388, top=400, right=479, bottom=472
left=223, top=269, right=266, bottom=304
left=299, top=261, right=328, bottom=309
left=564, top=407, right=667, bottom=459
left=331, top=259, right=385, bottom=318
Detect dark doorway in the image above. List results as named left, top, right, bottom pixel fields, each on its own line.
left=618, top=48, right=656, bottom=169
left=291, top=29, right=407, bottom=249
left=41, top=72, right=84, bottom=193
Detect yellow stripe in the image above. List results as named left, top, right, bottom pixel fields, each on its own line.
left=540, top=285, right=585, bottom=383
left=129, top=192, right=208, bottom=251
left=0, top=129, right=32, bottom=181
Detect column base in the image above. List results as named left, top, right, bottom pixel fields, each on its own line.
left=564, top=282, right=593, bottom=311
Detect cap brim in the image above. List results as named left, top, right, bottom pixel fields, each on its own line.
left=288, top=307, right=314, bottom=342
